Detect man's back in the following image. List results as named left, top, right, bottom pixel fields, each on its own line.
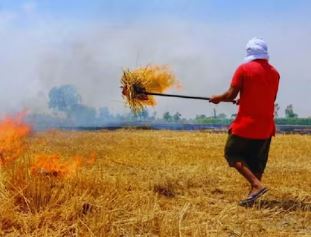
left=230, top=59, right=280, bottom=139
left=209, top=37, right=279, bottom=205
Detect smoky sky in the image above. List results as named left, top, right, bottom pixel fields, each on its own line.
left=0, top=3, right=311, bottom=118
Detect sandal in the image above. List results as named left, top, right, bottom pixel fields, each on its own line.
left=239, top=187, right=268, bottom=206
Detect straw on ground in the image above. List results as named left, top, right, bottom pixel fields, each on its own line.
left=0, top=130, right=310, bottom=236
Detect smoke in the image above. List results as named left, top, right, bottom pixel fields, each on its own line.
left=0, top=2, right=311, bottom=119
left=48, top=85, right=81, bottom=112
left=41, top=21, right=251, bottom=119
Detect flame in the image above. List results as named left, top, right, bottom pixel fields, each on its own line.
left=84, top=152, right=96, bottom=166
left=121, top=65, right=178, bottom=113
left=31, top=153, right=96, bottom=178
left=0, top=112, right=96, bottom=178
left=0, top=116, right=31, bottom=166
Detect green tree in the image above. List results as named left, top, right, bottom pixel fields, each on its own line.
left=285, top=104, right=298, bottom=118
left=173, top=112, right=182, bottom=122
left=274, top=103, right=280, bottom=118
left=194, top=114, right=208, bottom=124
left=138, top=109, right=149, bottom=121
left=217, top=113, right=227, bottom=119
left=163, top=112, right=172, bottom=122
left=48, top=85, right=81, bottom=113
left=69, top=104, right=96, bottom=125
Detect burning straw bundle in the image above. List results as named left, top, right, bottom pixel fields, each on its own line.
left=121, top=65, right=236, bottom=113
left=121, top=65, right=177, bottom=113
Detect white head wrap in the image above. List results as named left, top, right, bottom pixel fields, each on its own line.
left=244, top=37, right=269, bottom=62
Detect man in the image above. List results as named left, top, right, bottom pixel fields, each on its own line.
left=209, top=37, right=280, bottom=205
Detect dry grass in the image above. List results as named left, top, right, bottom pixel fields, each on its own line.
left=121, top=65, right=177, bottom=113
left=0, top=130, right=310, bottom=236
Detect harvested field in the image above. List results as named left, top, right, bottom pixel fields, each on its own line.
left=0, top=130, right=310, bottom=236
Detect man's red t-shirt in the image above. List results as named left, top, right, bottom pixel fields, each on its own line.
left=230, top=59, right=280, bottom=139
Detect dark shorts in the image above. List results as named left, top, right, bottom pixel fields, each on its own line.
left=224, top=133, right=272, bottom=174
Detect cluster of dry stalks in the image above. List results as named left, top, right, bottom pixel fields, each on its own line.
left=0, top=128, right=310, bottom=236
left=121, top=65, right=177, bottom=113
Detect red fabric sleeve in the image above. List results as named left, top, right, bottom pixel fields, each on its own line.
left=231, top=65, right=244, bottom=89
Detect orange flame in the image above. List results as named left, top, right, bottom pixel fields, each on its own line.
left=0, top=116, right=31, bottom=166
left=31, top=153, right=96, bottom=178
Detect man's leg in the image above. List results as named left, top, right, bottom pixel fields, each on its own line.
left=232, top=161, right=264, bottom=195
left=254, top=173, right=262, bottom=181
left=251, top=138, right=271, bottom=182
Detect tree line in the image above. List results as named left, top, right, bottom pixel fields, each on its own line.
left=26, top=84, right=311, bottom=128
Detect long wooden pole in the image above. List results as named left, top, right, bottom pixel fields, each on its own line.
left=145, top=92, right=236, bottom=104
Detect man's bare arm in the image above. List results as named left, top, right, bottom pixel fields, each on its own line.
left=209, top=86, right=240, bottom=104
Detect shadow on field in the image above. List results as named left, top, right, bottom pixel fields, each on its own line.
left=255, top=199, right=311, bottom=212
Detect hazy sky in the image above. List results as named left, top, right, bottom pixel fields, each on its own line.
left=0, top=0, right=311, bottom=118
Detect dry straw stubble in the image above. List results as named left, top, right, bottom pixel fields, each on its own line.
left=121, top=65, right=177, bottom=113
